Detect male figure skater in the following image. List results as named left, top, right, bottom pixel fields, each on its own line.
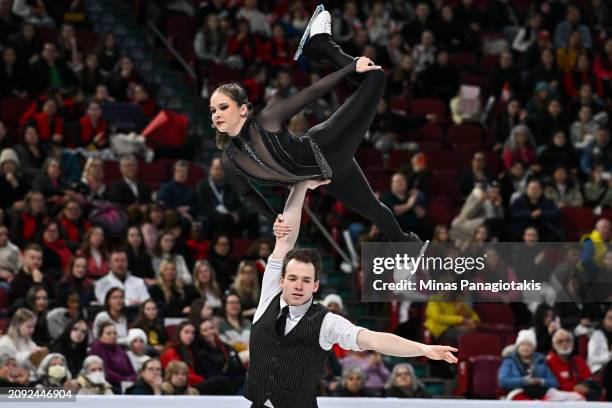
left=245, top=179, right=457, bottom=408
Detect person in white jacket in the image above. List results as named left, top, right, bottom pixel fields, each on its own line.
left=588, top=307, right=612, bottom=373
left=0, top=308, right=47, bottom=381
left=94, top=248, right=149, bottom=306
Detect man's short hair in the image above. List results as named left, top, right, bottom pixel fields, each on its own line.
left=109, top=247, right=128, bottom=257
left=24, top=243, right=43, bottom=253
left=281, top=248, right=322, bottom=281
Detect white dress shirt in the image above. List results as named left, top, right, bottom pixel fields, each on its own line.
left=253, top=257, right=364, bottom=408
left=94, top=271, right=150, bottom=305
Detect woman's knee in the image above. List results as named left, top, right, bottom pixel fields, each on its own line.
left=366, top=68, right=387, bottom=86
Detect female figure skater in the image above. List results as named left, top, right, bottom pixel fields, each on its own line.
left=210, top=6, right=423, bottom=245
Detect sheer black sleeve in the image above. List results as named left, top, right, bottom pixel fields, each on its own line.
left=220, top=153, right=277, bottom=222
left=256, top=60, right=357, bottom=132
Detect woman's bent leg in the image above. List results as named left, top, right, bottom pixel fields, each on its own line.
left=327, top=160, right=421, bottom=242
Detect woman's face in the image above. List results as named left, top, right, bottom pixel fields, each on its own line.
left=72, top=257, right=87, bottom=279
left=395, top=367, right=413, bottom=388
left=515, top=130, right=527, bottom=145
left=569, top=31, right=581, bottom=47
left=170, top=370, right=188, bottom=388
left=108, top=290, right=124, bottom=312
left=518, top=341, right=534, bottom=359
left=67, top=293, right=80, bottom=311
left=240, top=266, right=256, bottom=285
left=603, top=310, right=612, bottom=331
left=127, top=227, right=142, bottom=248
left=87, top=361, right=103, bottom=374
left=47, top=160, right=61, bottom=179
left=474, top=226, right=488, bottom=242
left=579, top=107, right=592, bottom=122
left=150, top=208, right=164, bottom=225
left=143, top=301, right=158, bottom=320
left=161, top=263, right=177, bottom=282
left=70, top=321, right=87, bottom=343
left=142, top=360, right=161, bottom=385
left=24, top=126, right=39, bottom=145
left=214, top=236, right=230, bottom=256
left=225, top=295, right=241, bottom=317
left=258, top=243, right=271, bottom=258
left=18, top=318, right=36, bottom=339
left=34, top=289, right=48, bottom=312
left=30, top=193, right=45, bottom=214
left=85, top=54, right=98, bottom=69
left=104, top=34, right=114, bottom=48
left=577, top=55, right=590, bottom=71
left=100, top=325, right=117, bottom=344
left=87, top=160, right=104, bottom=181
left=199, top=320, right=217, bottom=342
left=206, top=14, right=219, bottom=30
left=179, top=324, right=195, bottom=346
left=541, top=49, right=553, bottom=66
left=345, top=373, right=363, bottom=393
left=160, top=234, right=175, bottom=253
left=90, top=228, right=104, bottom=248
left=201, top=301, right=213, bottom=319
left=130, top=338, right=145, bottom=355
left=43, top=223, right=59, bottom=243
left=198, top=264, right=211, bottom=284
left=437, top=227, right=449, bottom=242
left=210, top=91, right=246, bottom=135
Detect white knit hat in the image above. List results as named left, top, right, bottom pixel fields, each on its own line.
left=321, top=294, right=343, bottom=312
left=127, top=328, right=148, bottom=346
left=515, top=329, right=536, bottom=347
left=0, top=148, right=20, bottom=167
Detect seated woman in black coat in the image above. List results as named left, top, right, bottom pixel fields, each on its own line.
left=50, top=319, right=88, bottom=378
left=194, top=318, right=245, bottom=395
left=148, top=259, right=189, bottom=317
left=384, top=363, right=430, bottom=398
left=125, top=226, right=156, bottom=286
left=125, top=358, right=163, bottom=395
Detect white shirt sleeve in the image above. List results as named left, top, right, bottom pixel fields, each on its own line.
left=319, top=312, right=366, bottom=352
left=253, top=257, right=283, bottom=324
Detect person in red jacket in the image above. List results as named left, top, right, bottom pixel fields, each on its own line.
left=78, top=101, right=108, bottom=148
left=546, top=329, right=600, bottom=401
left=265, top=23, right=293, bottom=69
left=30, top=99, right=64, bottom=144
left=160, top=321, right=203, bottom=386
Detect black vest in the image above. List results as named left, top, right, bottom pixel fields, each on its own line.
left=244, top=293, right=329, bottom=408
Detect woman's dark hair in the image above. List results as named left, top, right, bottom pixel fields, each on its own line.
left=25, top=285, right=47, bottom=313
left=211, top=83, right=252, bottom=150
left=211, top=233, right=234, bottom=255
left=168, top=321, right=196, bottom=368
left=51, top=318, right=88, bottom=355
left=126, top=225, right=147, bottom=255
left=187, top=298, right=207, bottom=327
left=533, top=303, right=553, bottom=350
left=104, top=287, right=125, bottom=316
left=222, top=291, right=245, bottom=327
left=97, top=320, right=116, bottom=338
left=132, top=299, right=157, bottom=329
left=246, top=237, right=273, bottom=259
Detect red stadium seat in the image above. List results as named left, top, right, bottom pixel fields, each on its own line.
left=103, top=161, right=121, bottom=184
left=458, top=332, right=503, bottom=359
left=447, top=123, right=485, bottom=145
left=449, top=53, right=477, bottom=68
left=77, top=29, right=99, bottom=50
left=560, top=207, right=597, bottom=242
left=474, top=303, right=515, bottom=326
left=428, top=170, right=459, bottom=200
left=403, top=123, right=444, bottom=144
left=1, top=98, right=32, bottom=128
left=425, top=150, right=467, bottom=170
left=231, top=238, right=253, bottom=259
left=480, top=55, right=500, bottom=70
left=577, top=334, right=589, bottom=359
left=389, top=96, right=410, bottom=114
left=410, top=98, right=447, bottom=118
left=426, top=203, right=455, bottom=226
left=470, top=355, right=502, bottom=398
left=139, top=159, right=172, bottom=187
left=0, top=287, right=8, bottom=311
left=186, top=164, right=205, bottom=188
left=356, top=147, right=384, bottom=168
left=388, top=150, right=412, bottom=170
left=365, top=167, right=393, bottom=192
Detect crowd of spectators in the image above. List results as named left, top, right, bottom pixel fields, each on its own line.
left=0, top=0, right=611, bottom=401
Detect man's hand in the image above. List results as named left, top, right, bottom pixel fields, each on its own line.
left=31, top=269, right=43, bottom=283
left=422, top=345, right=458, bottom=364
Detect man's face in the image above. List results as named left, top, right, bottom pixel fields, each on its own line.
left=280, top=259, right=319, bottom=306
left=526, top=182, right=541, bottom=201
left=209, top=158, right=224, bottom=182
left=120, top=159, right=138, bottom=179
left=24, top=249, right=43, bottom=271
left=110, top=252, right=128, bottom=275
left=552, top=333, right=573, bottom=356
left=42, top=44, right=57, bottom=63
left=174, top=165, right=188, bottom=183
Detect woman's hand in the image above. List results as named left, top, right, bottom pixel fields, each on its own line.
left=304, top=179, right=331, bottom=190
left=273, top=214, right=292, bottom=238
left=355, top=56, right=382, bottom=73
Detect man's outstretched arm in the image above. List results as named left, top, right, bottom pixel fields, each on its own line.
left=357, top=330, right=458, bottom=363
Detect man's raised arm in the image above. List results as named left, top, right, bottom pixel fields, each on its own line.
left=270, top=179, right=330, bottom=260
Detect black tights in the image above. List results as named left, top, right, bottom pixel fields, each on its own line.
left=307, top=39, right=416, bottom=242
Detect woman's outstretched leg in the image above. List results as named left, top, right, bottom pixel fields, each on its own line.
left=327, top=160, right=422, bottom=243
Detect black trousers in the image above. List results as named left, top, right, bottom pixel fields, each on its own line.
left=307, top=38, right=416, bottom=242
